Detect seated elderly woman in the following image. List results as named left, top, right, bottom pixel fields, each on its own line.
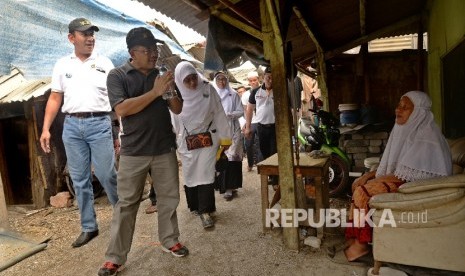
left=344, top=91, right=452, bottom=262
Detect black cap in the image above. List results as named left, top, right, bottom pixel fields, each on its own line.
left=68, top=18, right=99, bottom=33
left=126, top=27, right=164, bottom=50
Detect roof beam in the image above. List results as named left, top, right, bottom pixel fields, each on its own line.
left=360, top=0, right=366, bottom=36
left=217, top=0, right=261, bottom=30
left=210, top=8, right=263, bottom=40
left=325, top=14, right=421, bottom=60
left=292, top=6, right=323, bottom=51
left=293, top=6, right=329, bottom=110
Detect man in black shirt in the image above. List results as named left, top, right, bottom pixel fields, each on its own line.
left=98, top=27, right=187, bottom=276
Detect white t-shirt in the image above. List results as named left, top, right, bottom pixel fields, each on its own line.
left=51, top=52, right=114, bottom=113
left=241, top=90, right=259, bottom=124
left=249, top=86, right=275, bottom=125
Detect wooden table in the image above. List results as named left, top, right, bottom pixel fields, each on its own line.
left=256, top=153, right=330, bottom=237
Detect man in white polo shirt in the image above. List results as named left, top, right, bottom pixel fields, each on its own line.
left=241, top=71, right=263, bottom=171
left=244, top=67, right=277, bottom=187
left=40, top=18, right=118, bottom=248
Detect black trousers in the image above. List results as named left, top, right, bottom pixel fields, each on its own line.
left=257, top=123, right=278, bottom=185
left=184, top=184, right=216, bottom=214
left=257, top=123, right=277, bottom=160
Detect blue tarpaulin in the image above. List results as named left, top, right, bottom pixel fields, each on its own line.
left=0, top=0, right=196, bottom=80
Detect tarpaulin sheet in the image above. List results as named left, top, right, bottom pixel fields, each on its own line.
left=0, top=229, right=48, bottom=272
left=0, top=0, right=196, bottom=80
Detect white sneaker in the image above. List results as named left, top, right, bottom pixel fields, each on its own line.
left=224, top=189, right=233, bottom=200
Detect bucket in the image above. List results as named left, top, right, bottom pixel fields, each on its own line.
left=338, top=103, right=359, bottom=126
left=364, top=156, right=380, bottom=172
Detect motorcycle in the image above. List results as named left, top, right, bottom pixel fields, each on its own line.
left=297, top=109, right=351, bottom=197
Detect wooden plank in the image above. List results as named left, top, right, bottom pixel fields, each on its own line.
left=260, top=174, right=270, bottom=232
left=0, top=170, right=8, bottom=228
left=29, top=116, right=46, bottom=208
left=37, top=156, right=48, bottom=190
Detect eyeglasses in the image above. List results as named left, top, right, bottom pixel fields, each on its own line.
left=133, top=47, right=159, bottom=56
left=216, top=77, right=227, bottom=82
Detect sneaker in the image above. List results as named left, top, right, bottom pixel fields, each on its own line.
left=223, top=190, right=233, bottom=201
left=161, top=242, right=189, bottom=257
left=98, top=261, right=123, bottom=276
left=145, top=204, right=158, bottom=214
left=200, top=213, right=214, bottom=228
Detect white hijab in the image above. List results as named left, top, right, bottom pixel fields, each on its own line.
left=212, top=72, right=237, bottom=104
left=376, top=91, right=452, bottom=181
left=174, top=61, right=211, bottom=125
left=212, top=72, right=243, bottom=118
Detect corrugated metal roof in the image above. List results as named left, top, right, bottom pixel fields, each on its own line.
left=136, top=0, right=427, bottom=70
left=0, top=68, right=50, bottom=104
left=187, top=46, right=206, bottom=63
left=369, top=33, right=428, bottom=52
left=136, top=0, right=210, bottom=36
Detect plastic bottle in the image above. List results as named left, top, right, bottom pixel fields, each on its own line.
left=159, top=64, right=175, bottom=100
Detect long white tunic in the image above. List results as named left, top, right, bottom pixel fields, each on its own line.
left=212, top=77, right=244, bottom=162
left=175, top=82, right=231, bottom=187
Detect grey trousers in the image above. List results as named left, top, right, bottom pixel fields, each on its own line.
left=104, top=150, right=180, bottom=265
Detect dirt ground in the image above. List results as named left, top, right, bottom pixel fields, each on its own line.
left=2, top=160, right=370, bottom=276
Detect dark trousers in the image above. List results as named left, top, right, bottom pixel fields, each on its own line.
left=257, top=123, right=278, bottom=185
left=149, top=186, right=157, bottom=205
left=244, top=123, right=263, bottom=168
left=257, top=123, right=277, bottom=160
left=184, top=184, right=216, bottom=214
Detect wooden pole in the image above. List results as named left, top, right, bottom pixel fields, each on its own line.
left=262, top=0, right=299, bottom=251
left=0, top=170, right=8, bottom=229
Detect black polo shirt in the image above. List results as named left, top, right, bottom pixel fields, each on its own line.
left=107, top=61, right=178, bottom=156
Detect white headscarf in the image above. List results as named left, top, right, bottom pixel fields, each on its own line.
left=174, top=61, right=210, bottom=124
left=212, top=72, right=237, bottom=103
left=212, top=72, right=243, bottom=118
left=376, top=91, right=452, bottom=181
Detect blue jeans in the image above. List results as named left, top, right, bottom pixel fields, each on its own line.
left=62, top=115, right=118, bottom=232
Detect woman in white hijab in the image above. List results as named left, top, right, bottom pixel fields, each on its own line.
left=174, top=61, right=231, bottom=229
left=343, top=91, right=452, bottom=262
left=212, top=71, right=244, bottom=200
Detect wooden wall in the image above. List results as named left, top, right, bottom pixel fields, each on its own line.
left=326, top=50, right=427, bottom=123
left=0, top=93, right=67, bottom=208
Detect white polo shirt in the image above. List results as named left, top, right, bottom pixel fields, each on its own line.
left=241, top=90, right=258, bottom=124
left=250, top=86, right=275, bottom=125
left=51, top=52, right=114, bottom=113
